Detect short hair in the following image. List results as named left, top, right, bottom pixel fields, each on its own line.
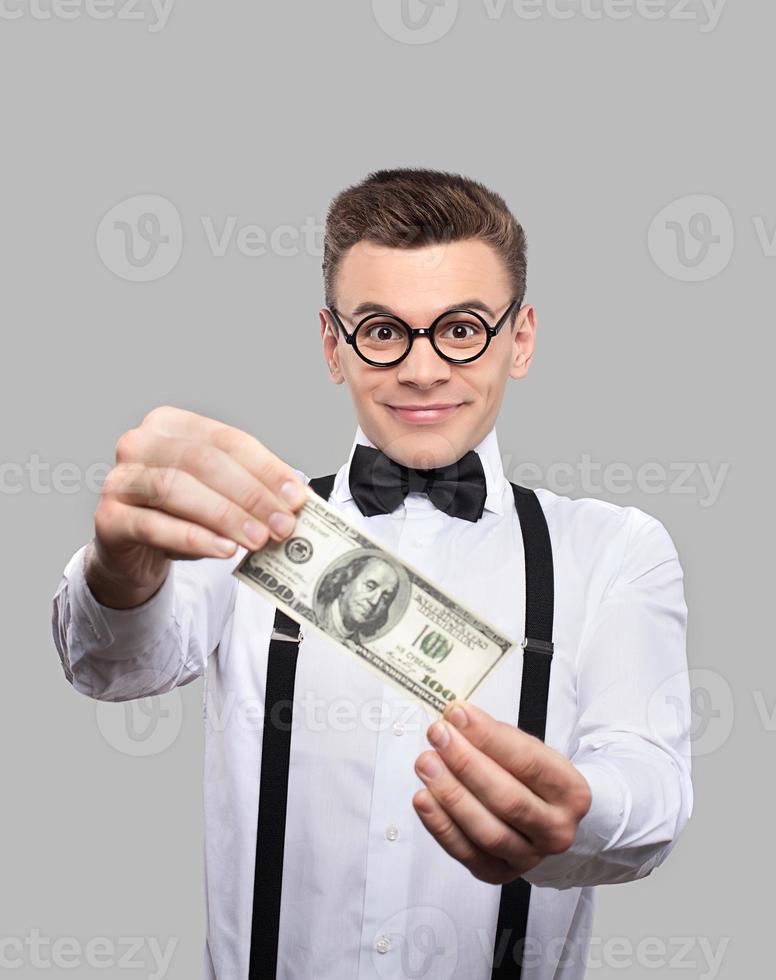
left=322, top=168, right=527, bottom=330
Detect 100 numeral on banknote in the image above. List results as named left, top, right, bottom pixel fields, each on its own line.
left=233, top=487, right=517, bottom=713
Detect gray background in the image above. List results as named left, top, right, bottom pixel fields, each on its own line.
left=1, top=1, right=772, bottom=976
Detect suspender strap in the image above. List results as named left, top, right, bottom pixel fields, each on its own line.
left=248, top=474, right=336, bottom=980
left=491, top=484, right=555, bottom=980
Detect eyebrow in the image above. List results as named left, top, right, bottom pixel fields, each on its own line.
left=347, top=298, right=499, bottom=321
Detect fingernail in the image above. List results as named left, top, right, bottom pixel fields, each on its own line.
left=280, top=480, right=306, bottom=507
left=447, top=705, right=468, bottom=730
left=415, top=793, right=434, bottom=815
left=269, top=511, right=295, bottom=537
left=214, top=536, right=237, bottom=556
left=427, top=722, right=450, bottom=749
left=417, top=753, right=443, bottom=779
left=243, top=520, right=266, bottom=547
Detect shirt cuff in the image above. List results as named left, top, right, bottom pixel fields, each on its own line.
left=520, top=761, right=628, bottom=889
left=63, top=544, right=176, bottom=659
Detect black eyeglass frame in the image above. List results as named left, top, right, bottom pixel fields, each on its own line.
left=327, top=297, right=521, bottom=367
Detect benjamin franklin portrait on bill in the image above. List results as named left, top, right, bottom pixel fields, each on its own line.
left=313, top=549, right=410, bottom=645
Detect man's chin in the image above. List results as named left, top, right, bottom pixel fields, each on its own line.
left=377, top=417, right=475, bottom=468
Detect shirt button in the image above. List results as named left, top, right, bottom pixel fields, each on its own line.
left=374, top=936, right=392, bottom=954
left=392, top=721, right=405, bottom=736
left=385, top=825, right=399, bottom=841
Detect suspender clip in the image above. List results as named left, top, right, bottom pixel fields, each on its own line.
left=271, top=627, right=303, bottom=643
left=521, top=636, right=554, bottom=656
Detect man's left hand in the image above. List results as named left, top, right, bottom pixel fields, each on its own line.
left=412, top=700, right=592, bottom=885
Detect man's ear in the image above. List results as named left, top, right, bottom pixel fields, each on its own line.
left=508, top=304, right=537, bottom=380
left=320, top=309, right=345, bottom=384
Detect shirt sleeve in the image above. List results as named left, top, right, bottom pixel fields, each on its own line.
left=51, top=542, right=242, bottom=701
left=51, top=467, right=309, bottom=702
left=521, top=508, right=693, bottom=890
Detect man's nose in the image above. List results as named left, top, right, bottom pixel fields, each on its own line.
left=395, top=331, right=451, bottom=384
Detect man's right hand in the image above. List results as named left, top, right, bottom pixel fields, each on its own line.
left=85, top=405, right=309, bottom=609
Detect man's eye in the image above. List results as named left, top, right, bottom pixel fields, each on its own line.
left=365, top=323, right=402, bottom=342
left=439, top=321, right=482, bottom=339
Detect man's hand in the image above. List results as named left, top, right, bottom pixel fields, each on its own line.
left=412, top=700, right=592, bottom=885
left=86, top=405, right=308, bottom=608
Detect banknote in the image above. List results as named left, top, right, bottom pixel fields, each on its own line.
left=233, top=486, right=517, bottom=714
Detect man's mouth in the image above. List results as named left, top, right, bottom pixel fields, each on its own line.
left=387, top=403, right=462, bottom=423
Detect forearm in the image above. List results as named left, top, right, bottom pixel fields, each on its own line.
left=523, top=737, right=692, bottom=889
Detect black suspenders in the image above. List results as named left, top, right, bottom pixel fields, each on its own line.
left=248, top=477, right=554, bottom=980
left=490, top=484, right=555, bottom=979
left=248, top=474, right=336, bottom=980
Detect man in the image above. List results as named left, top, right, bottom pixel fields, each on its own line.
left=52, top=168, right=692, bottom=979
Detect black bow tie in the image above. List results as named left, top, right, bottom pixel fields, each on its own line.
left=348, top=443, right=488, bottom=522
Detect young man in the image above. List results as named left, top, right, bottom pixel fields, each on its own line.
left=52, top=169, right=692, bottom=980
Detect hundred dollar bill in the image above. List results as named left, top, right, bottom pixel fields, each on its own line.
left=233, top=486, right=517, bottom=714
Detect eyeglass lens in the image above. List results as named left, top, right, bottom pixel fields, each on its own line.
left=355, top=312, right=488, bottom=364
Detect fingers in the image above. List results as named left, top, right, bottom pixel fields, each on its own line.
left=414, top=744, right=540, bottom=870
left=420, top=718, right=568, bottom=853
left=412, top=788, right=515, bottom=885
left=96, top=498, right=240, bottom=560
left=411, top=779, right=534, bottom=886
left=139, top=407, right=306, bottom=512
left=104, top=463, right=279, bottom=553
left=114, top=422, right=308, bottom=546
left=441, top=700, right=591, bottom=811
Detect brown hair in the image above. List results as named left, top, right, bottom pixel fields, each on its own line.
left=322, top=168, right=527, bottom=329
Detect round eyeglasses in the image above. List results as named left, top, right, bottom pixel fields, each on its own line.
left=327, top=298, right=521, bottom=367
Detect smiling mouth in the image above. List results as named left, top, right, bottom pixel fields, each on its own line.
left=387, top=404, right=463, bottom=423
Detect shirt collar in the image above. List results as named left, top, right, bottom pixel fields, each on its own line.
left=331, top=423, right=506, bottom=517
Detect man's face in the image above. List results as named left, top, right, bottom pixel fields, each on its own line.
left=340, top=558, right=399, bottom=628
left=320, top=237, right=536, bottom=468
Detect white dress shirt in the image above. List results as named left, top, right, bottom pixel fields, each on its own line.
left=51, top=424, right=693, bottom=980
